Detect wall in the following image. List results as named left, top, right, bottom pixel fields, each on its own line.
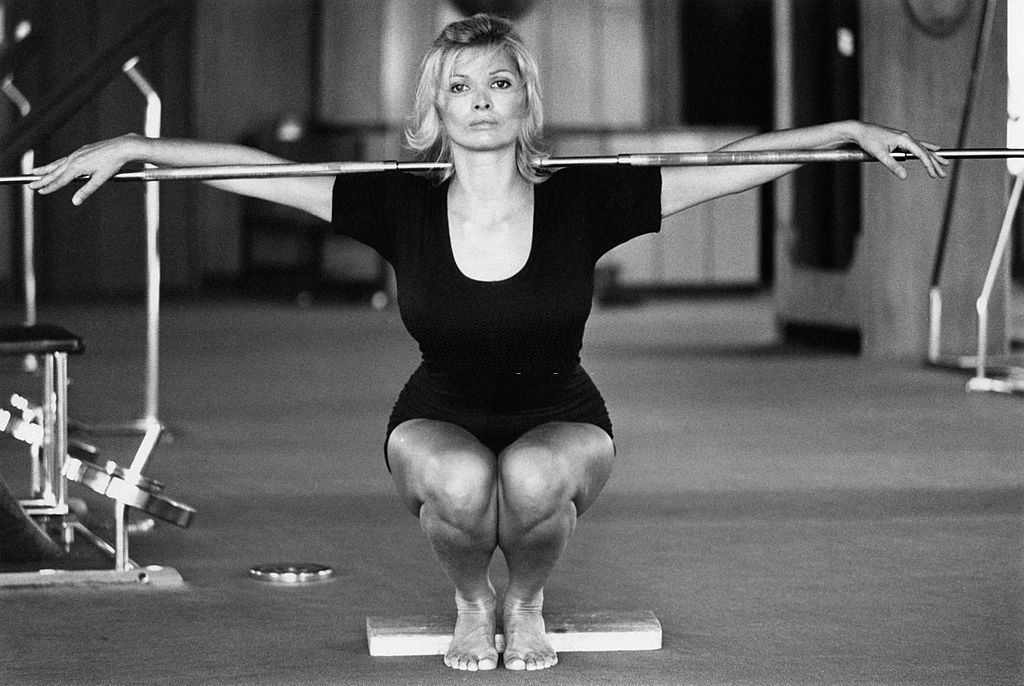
left=0, top=0, right=661, bottom=297
left=860, top=0, right=1008, bottom=358
left=774, top=0, right=1008, bottom=359
left=7, top=0, right=1003, bottom=364
left=317, top=0, right=649, bottom=128
left=192, top=0, right=317, bottom=278
left=0, top=0, right=194, bottom=300
left=192, top=0, right=654, bottom=282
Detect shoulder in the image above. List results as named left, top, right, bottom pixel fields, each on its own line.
left=540, top=165, right=660, bottom=194
left=537, top=166, right=661, bottom=215
left=333, top=170, right=437, bottom=196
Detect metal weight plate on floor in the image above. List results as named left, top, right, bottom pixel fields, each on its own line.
left=75, top=451, right=165, bottom=493
left=62, top=455, right=196, bottom=528
left=248, top=563, right=334, bottom=584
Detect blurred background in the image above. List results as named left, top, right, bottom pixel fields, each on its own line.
left=0, top=0, right=1016, bottom=359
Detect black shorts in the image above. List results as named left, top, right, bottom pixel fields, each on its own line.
left=384, top=363, right=613, bottom=470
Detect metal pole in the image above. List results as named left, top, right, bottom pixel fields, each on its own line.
left=968, top=170, right=1024, bottom=391
left=114, top=501, right=131, bottom=571
left=6, top=148, right=1024, bottom=185
left=0, top=78, right=35, bottom=326
left=41, top=354, right=55, bottom=504
left=53, top=352, right=68, bottom=511
left=121, top=57, right=163, bottom=479
left=927, top=0, right=998, bottom=364
left=1, top=77, right=40, bottom=384
left=122, top=57, right=161, bottom=429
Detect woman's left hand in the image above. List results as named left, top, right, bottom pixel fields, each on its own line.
left=852, top=121, right=949, bottom=179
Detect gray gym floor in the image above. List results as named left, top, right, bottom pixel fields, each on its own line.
left=1, top=296, right=1021, bottom=685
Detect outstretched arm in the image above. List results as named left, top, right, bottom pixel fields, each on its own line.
left=29, top=133, right=334, bottom=222
left=660, top=120, right=948, bottom=217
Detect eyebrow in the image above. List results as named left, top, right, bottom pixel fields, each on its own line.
left=450, top=69, right=516, bottom=79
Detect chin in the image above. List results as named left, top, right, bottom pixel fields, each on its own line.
left=454, top=139, right=517, bottom=154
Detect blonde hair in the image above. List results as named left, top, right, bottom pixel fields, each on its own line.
left=405, top=13, right=546, bottom=183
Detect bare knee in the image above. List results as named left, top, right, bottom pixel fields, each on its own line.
left=498, top=423, right=615, bottom=524
left=391, top=439, right=495, bottom=530
left=421, top=451, right=496, bottom=530
left=499, top=443, right=572, bottom=527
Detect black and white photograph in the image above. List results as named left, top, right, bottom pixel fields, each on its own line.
left=1, top=1, right=1021, bottom=683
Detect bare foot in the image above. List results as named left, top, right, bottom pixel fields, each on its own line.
left=445, top=591, right=499, bottom=671
left=502, top=593, right=557, bottom=671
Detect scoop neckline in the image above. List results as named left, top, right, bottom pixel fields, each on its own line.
left=442, top=181, right=537, bottom=284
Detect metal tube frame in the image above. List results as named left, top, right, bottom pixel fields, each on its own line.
left=0, top=76, right=49, bottom=519
left=0, top=77, right=36, bottom=328
left=116, top=56, right=162, bottom=571
left=0, top=57, right=185, bottom=582
left=1, top=77, right=74, bottom=548
left=966, top=170, right=1024, bottom=395
left=56, top=57, right=165, bottom=571
left=15, top=354, right=70, bottom=515
left=75, top=58, right=165, bottom=484
left=14, top=352, right=73, bottom=551
left=927, top=0, right=998, bottom=367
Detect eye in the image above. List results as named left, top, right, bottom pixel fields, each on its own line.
left=491, top=78, right=512, bottom=90
left=449, top=82, right=469, bottom=94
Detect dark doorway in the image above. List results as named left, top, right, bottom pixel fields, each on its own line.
left=789, top=0, right=861, bottom=271
left=679, top=0, right=775, bottom=283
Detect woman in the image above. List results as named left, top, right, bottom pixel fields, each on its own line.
left=30, top=14, right=947, bottom=672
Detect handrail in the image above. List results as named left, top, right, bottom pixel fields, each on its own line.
left=0, top=3, right=181, bottom=171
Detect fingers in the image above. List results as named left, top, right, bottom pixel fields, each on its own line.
left=29, top=158, right=66, bottom=177
left=863, top=125, right=949, bottom=180
left=28, top=142, right=125, bottom=204
left=28, top=157, right=80, bottom=198
left=890, top=132, right=949, bottom=179
left=70, top=168, right=118, bottom=206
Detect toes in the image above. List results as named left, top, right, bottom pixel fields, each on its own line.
left=445, top=652, right=498, bottom=671
left=505, top=655, right=526, bottom=671
left=504, top=652, right=556, bottom=671
left=526, top=654, right=557, bottom=670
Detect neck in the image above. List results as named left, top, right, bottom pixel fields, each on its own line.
left=449, top=146, right=527, bottom=200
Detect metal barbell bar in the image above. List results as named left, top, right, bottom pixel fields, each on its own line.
left=2, top=148, right=1022, bottom=184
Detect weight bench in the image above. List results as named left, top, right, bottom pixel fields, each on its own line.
left=0, top=323, right=190, bottom=589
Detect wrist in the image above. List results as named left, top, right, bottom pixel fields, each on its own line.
left=119, top=132, right=149, bottom=161
left=835, top=120, right=864, bottom=145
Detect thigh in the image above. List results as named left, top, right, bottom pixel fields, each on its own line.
left=499, top=422, right=615, bottom=516
left=387, top=418, right=498, bottom=517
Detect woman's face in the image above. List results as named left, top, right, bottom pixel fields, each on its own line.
left=438, top=46, right=527, bottom=155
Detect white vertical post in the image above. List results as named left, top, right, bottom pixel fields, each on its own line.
left=1, top=78, right=38, bottom=349
left=122, top=56, right=161, bottom=432
left=971, top=171, right=1024, bottom=385
left=115, top=58, right=162, bottom=563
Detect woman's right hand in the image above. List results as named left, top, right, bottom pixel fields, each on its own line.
left=29, top=133, right=145, bottom=206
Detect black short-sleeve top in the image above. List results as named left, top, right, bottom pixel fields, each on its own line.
left=331, top=166, right=662, bottom=394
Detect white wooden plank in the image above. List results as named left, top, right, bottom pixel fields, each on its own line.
left=0, top=566, right=185, bottom=590
left=367, top=610, right=661, bottom=656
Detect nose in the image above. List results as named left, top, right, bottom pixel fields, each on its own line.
left=473, top=93, right=492, bottom=110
